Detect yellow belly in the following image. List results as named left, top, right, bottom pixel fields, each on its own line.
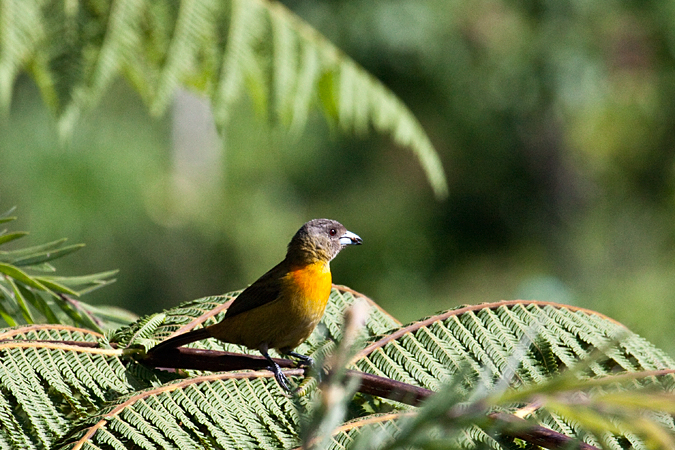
left=212, top=262, right=332, bottom=351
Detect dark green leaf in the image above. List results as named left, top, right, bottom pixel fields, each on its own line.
left=16, top=284, right=59, bottom=324
left=45, top=270, right=119, bottom=288
left=0, top=282, right=19, bottom=327
left=12, top=243, right=85, bottom=266
left=0, top=238, right=68, bottom=262
left=0, top=301, right=17, bottom=327
left=78, top=303, right=138, bottom=328
left=0, top=262, right=53, bottom=293
left=21, top=262, right=57, bottom=273
left=34, top=277, right=80, bottom=297
left=4, top=277, right=34, bottom=323
left=52, top=295, right=103, bottom=333
left=0, top=231, right=28, bottom=246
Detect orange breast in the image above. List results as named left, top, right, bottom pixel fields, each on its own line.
left=287, top=261, right=332, bottom=314
left=212, top=261, right=333, bottom=351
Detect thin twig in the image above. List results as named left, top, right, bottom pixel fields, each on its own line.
left=59, top=293, right=104, bottom=328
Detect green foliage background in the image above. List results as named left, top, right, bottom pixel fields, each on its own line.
left=3, top=0, right=675, bottom=357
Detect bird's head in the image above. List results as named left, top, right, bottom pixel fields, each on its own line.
left=287, top=219, right=362, bottom=264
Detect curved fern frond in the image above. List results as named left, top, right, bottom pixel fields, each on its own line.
left=307, top=412, right=412, bottom=450
left=351, top=300, right=674, bottom=391
left=341, top=299, right=675, bottom=449
left=0, top=325, right=135, bottom=449
left=54, top=372, right=303, bottom=450
left=0, top=0, right=44, bottom=110
left=212, top=0, right=448, bottom=196
left=6, top=287, right=675, bottom=449
left=0, top=0, right=447, bottom=196
left=0, top=323, right=103, bottom=340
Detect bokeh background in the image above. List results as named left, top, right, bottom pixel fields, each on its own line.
left=3, top=0, right=675, bottom=353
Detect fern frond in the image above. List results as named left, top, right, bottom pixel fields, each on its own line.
left=6, top=286, right=675, bottom=449
left=0, top=0, right=43, bottom=112
left=350, top=300, right=660, bottom=392
left=149, top=0, right=221, bottom=115
left=0, top=325, right=134, bottom=449
left=1, top=0, right=447, bottom=195
left=54, top=373, right=301, bottom=450
left=323, top=412, right=411, bottom=450
left=116, top=286, right=400, bottom=362
left=342, top=300, right=675, bottom=449
left=0, top=216, right=125, bottom=330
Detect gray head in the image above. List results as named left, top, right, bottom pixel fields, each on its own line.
left=287, top=219, right=362, bottom=264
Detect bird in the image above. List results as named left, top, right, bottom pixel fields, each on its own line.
left=150, top=218, right=362, bottom=391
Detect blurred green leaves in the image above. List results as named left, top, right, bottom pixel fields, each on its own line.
left=0, top=0, right=447, bottom=197
left=0, top=208, right=128, bottom=331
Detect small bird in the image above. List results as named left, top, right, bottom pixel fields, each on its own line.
left=150, top=219, right=362, bottom=391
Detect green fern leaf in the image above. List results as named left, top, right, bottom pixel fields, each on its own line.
left=0, top=231, right=28, bottom=246
left=0, top=238, right=68, bottom=263
left=0, top=325, right=133, bottom=449
left=338, top=300, right=675, bottom=449
left=0, top=217, right=125, bottom=330
left=53, top=374, right=301, bottom=450
left=6, top=287, right=675, bottom=449
left=0, top=0, right=44, bottom=112
left=0, top=0, right=447, bottom=196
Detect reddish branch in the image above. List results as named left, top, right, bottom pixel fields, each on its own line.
left=488, top=413, right=598, bottom=450
left=144, top=346, right=598, bottom=450
left=6, top=339, right=597, bottom=449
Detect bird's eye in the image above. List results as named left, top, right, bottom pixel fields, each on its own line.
left=329, top=228, right=337, bottom=236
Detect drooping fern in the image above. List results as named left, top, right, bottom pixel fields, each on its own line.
left=0, top=0, right=447, bottom=197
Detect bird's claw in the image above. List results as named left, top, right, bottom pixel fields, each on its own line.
left=267, top=359, right=297, bottom=393
left=262, top=349, right=315, bottom=393
left=272, top=368, right=292, bottom=393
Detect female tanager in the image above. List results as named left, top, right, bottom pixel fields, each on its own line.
left=150, top=219, right=362, bottom=391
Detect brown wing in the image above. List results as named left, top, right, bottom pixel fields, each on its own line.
left=224, top=259, right=287, bottom=319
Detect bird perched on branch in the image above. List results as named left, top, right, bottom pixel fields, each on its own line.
left=150, top=218, right=362, bottom=391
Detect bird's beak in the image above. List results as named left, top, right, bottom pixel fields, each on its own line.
left=339, top=230, right=362, bottom=246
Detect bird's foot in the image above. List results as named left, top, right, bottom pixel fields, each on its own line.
left=270, top=363, right=292, bottom=393
left=260, top=348, right=294, bottom=393
left=285, top=351, right=313, bottom=368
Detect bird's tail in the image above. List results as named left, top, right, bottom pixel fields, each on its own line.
left=149, top=327, right=212, bottom=354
